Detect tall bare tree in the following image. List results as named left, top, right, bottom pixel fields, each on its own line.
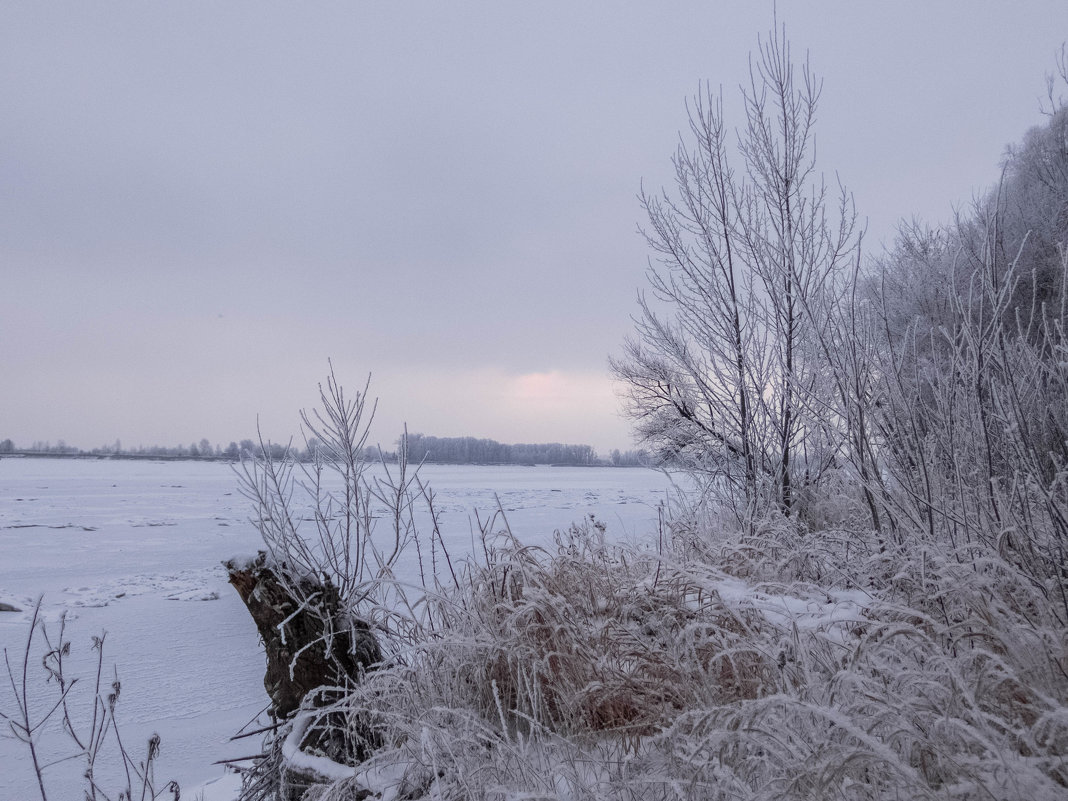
left=613, top=23, right=859, bottom=519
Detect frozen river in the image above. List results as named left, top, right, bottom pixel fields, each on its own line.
left=0, top=457, right=676, bottom=800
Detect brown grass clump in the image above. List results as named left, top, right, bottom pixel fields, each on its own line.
left=462, top=519, right=778, bottom=744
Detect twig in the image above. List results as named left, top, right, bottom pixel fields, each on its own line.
left=230, top=722, right=283, bottom=741
left=213, top=754, right=267, bottom=765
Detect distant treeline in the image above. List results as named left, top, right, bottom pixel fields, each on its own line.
left=401, top=433, right=619, bottom=466
left=0, top=437, right=253, bottom=460
left=0, top=436, right=650, bottom=467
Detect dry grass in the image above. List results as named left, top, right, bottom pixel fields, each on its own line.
left=298, top=505, right=1068, bottom=801
left=227, top=373, right=1068, bottom=800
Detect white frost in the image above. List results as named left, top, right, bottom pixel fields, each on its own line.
left=281, top=711, right=357, bottom=783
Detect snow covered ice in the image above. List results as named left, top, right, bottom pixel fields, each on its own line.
left=0, top=457, right=675, bottom=800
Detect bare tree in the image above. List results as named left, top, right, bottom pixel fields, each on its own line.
left=613, top=22, right=859, bottom=519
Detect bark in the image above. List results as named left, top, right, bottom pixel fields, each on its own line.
left=224, top=551, right=382, bottom=720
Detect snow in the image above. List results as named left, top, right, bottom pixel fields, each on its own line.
left=223, top=552, right=261, bottom=572
left=188, top=771, right=243, bottom=801
left=712, top=575, right=871, bottom=645
left=281, top=711, right=357, bottom=782
left=0, top=457, right=675, bottom=801
left=354, top=755, right=415, bottom=801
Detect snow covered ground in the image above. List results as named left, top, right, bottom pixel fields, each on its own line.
left=0, top=457, right=675, bottom=800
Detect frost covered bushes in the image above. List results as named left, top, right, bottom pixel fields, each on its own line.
left=234, top=365, right=1068, bottom=800
left=233, top=38, right=1068, bottom=798
left=458, top=520, right=776, bottom=738
left=642, top=511, right=1068, bottom=800
left=230, top=369, right=444, bottom=798
left=594, top=27, right=1068, bottom=799
left=235, top=371, right=432, bottom=652
left=663, top=468, right=1068, bottom=796
left=291, top=504, right=1065, bottom=800
left=319, top=516, right=776, bottom=799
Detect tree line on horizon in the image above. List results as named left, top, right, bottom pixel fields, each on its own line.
left=0, top=436, right=252, bottom=460
left=400, top=432, right=634, bottom=466
left=0, top=434, right=650, bottom=467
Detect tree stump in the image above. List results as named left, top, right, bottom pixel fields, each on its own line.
left=225, top=552, right=382, bottom=764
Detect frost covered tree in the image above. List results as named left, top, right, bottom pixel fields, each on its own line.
left=869, top=79, right=1068, bottom=602
left=612, top=23, right=860, bottom=519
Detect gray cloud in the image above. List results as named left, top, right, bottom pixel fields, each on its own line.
left=2, top=1, right=1064, bottom=453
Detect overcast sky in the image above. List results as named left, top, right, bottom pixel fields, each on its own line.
left=2, top=2, right=1065, bottom=454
